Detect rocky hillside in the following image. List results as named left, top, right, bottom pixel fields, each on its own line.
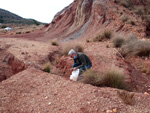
left=0, top=8, right=43, bottom=25
left=0, top=0, right=150, bottom=112
left=44, top=0, right=149, bottom=41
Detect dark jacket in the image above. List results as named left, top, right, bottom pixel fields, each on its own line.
left=74, top=52, right=92, bottom=68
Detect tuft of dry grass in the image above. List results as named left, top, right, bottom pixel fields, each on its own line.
left=111, top=34, right=150, bottom=58
left=25, top=31, right=31, bottom=34
left=93, top=30, right=112, bottom=42
left=16, top=31, right=22, bottom=34
left=141, top=64, right=150, bottom=75
left=117, top=90, right=135, bottom=105
left=93, top=35, right=104, bottom=42
left=51, top=39, right=59, bottom=46
left=112, top=36, right=126, bottom=48
left=80, top=70, right=101, bottom=86
left=121, top=40, right=150, bottom=57
left=81, top=67, right=130, bottom=90
left=43, top=62, right=51, bottom=73
left=101, top=67, right=129, bottom=90
left=121, top=15, right=129, bottom=22
left=62, top=43, right=84, bottom=56
left=130, top=20, right=136, bottom=26
left=103, top=30, right=112, bottom=39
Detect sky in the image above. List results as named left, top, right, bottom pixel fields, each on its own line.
left=0, top=0, right=74, bottom=23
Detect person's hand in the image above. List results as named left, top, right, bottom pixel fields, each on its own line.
left=69, top=57, right=73, bottom=60
left=71, top=67, right=77, bottom=71
left=73, top=67, right=77, bottom=71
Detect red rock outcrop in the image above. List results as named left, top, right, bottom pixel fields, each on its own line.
left=0, top=49, right=27, bottom=82
left=45, top=0, right=147, bottom=41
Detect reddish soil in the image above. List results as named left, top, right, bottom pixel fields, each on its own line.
left=0, top=68, right=150, bottom=113
left=0, top=0, right=150, bottom=112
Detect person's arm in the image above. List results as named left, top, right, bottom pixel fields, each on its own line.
left=76, top=55, right=86, bottom=69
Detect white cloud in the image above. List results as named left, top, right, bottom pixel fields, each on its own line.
left=0, top=0, right=74, bottom=23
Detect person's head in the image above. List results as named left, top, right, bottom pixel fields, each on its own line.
left=68, top=49, right=77, bottom=59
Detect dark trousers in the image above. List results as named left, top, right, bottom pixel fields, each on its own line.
left=72, top=63, right=92, bottom=80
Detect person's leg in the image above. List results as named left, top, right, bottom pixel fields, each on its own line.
left=78, top=67, right=85, bottom=81
left=78, top=65, right=92, bottom=81
left=72, top=63, right=80, bottom=68
left=86, top=65, right=92, bottom=69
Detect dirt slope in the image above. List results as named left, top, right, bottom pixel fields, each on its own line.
left=0, top=0, right=150, bottom=112
left=44, top=0, right=146, bottom=41
left=0, top=68, right=150, bottom=113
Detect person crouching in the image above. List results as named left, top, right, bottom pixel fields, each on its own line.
left=68, top=49, right=92, bottom=80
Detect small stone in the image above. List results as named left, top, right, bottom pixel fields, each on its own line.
left=45, top=96, right=48, bottom=99
left=87, top=102, right=91, bottom=104
left=113, top=108, right=117, bottom=113
left=144, top=92, right=149, bottom=95
left=106, top=110, right=113, bottom=113
left=48, top=102, right=51, bottom=105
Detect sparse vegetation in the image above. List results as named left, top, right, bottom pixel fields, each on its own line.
left=86, top=39, right=90, bottom=43
left=16, top=32, right=21, bottom=34
left=51, top=39, right=59, bottom=46
left=62, top=43, right=84, bottom=56
left=93, top=30, right=112, bottom=42
left=120, top=0, right=132, bottom=8
left=93, top=35, right=104, bottom=42
left=141, top=64, right=150, bottom=75
left=112, top=34, right=150, bottom=57
left=25, top=31, right=31, bottom=34
left=81, top=67, right=129, bottom=90
left=117, top=90, right=135, bottom=105
left=0, top=8, right=44, bottom=25
left=1, top=25, right=7, bottom=28
left=121, top=40, right=150, bottom=57
left=130, top=20, right=136, bottom=26
left=115, top=0, right=150, bottom=22
left=102, top=30, right=112, bottom=39
left=101, top=68, right=128, bottom=90
left=112, top=36, right=125, bottom=48
left=80, top=70, right=101, bottom=86
left=74, top=45, right=84, bottom=52
left=121, top=15, right=129, bottom=22
left=43, top=62, right=51, bottom=73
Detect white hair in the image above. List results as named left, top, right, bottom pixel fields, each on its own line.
left=68, top=49, right=76, bottom=55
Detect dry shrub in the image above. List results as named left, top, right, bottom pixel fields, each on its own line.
left=112, top=36, right=126, bottom=48
left=80, top=70, right=101, bottom=86
left=117, top=90, right=135, bottom=105
left=101, top=67, right=129, bottom=90
left=25, top=31, right=31, bottom=34
left=62, top=43, right=84, bottom=56
left=121, top=15, right=129, bottom=22
left=51, top=39, right=59, bottom=46
left=43, top=62, right=51, bottom=73
left=121, top=40, right=150, bottom=57
left=130, top=20, right=136, bottom=25
left=103, top=30, right=112, bottom=39
left=16, top=31, right=21, bottom=34
left=112, top=34, right=138, bottom=48
left=93, top=35, right=104, bottom=42
left=141, top=64, right=150, bottom=75
left=93, top=30, right=112, bottom=42
left=114, top=0, right=133, bottom=9
left=81, top=67, right=129, bottom=90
